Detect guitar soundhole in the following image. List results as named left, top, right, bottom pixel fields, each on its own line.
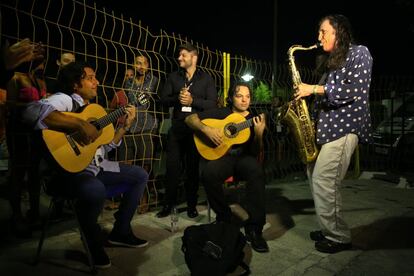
left=90, top=120, right=101, bottom=130
left=225, top=124, right=238, bottom=138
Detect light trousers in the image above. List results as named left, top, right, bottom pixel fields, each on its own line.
left=307, top=133, right=358, bottom=243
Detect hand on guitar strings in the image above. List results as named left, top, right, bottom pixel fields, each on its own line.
left=76, top=120, right=100, bottom=146
left=203, top=126, right=223, bottom=146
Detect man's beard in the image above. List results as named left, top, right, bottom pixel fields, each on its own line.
left=136, top=70, right=145, bottom=77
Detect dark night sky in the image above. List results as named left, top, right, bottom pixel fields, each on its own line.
left=99, top=0, right=414, bottom=75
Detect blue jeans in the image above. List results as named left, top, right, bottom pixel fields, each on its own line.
left=60, top=163, right=148, bottom=246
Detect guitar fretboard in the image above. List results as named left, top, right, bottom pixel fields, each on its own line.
left=236, top=117, right=254, bottom=131
left=95, top=107, right=126, bottom=130
left=225, top=117, right=255, bottom=138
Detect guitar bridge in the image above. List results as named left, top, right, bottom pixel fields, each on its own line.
left=66, top=134, right=81, bottom=156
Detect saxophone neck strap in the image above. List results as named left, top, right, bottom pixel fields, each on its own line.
left=318, top=72, right=328, bottom=85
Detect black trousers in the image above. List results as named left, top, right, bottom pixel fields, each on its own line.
left=164, top=123, right=199, bottom=207
left=6, top=121, right=41, bottom=219
left=201, top=154, right=266, bottom=230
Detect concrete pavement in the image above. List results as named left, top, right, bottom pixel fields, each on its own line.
left=0, top=173, right=413, bottom=275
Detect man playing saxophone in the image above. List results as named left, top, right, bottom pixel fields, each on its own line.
left=294, top=14, right=373, bottom=253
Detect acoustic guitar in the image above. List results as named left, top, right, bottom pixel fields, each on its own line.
left=193, top=112, right=254, bottom=160
left=42, top=103, right=128, bottom=173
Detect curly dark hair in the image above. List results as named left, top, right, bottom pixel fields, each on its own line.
left=320, top=14, right=355, bottom=71
left=56, top=61, right=92, bottom=95
left=226, top=81, right=253, bottom=106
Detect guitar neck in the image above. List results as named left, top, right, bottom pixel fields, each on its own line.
left=236, top=117, right=254, bottom=131
left=94, top=106, right=126, bottom=130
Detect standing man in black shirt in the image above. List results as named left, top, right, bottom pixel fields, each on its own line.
left=157, top=43, right=217, bottom=218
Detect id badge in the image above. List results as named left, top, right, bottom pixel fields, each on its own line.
left=181, top=106, right=192, bottom=112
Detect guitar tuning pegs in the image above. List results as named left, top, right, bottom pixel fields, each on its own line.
left=138, top=93, right=149, bottom=105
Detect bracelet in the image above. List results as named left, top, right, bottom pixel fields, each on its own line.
left=312, top=85, right=318, bottom=95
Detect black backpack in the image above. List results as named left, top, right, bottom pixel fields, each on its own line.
left=181, top=222, right=250, bottom=276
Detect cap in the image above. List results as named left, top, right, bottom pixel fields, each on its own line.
left=178, top=42, right=198, bottom=55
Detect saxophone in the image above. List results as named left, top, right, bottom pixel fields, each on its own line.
left=278, top=43, right=320, bottom=164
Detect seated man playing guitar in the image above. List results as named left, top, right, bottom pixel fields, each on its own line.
left=185, top=81, right=269, bottom=253
left=23, top=61, right=149, bottom=269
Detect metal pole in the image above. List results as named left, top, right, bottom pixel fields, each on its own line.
left=223, top=52, right=227, bottom=106
left=272, top=0, right=278, bottom=96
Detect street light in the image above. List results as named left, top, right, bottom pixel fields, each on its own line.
left=241, top=73, right=254, bottom=82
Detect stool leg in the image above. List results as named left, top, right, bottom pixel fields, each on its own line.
left=34, top=198, right=55, bottom=265
left=207, top=200, right=211, bottom=223
left=151, top=180, right=158, bottom=209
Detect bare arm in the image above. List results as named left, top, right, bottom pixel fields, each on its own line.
left=185, top=113, right=222, bottom=146
left=43, top=111, right=99, bottom=146
left=1, top=38, right=44, bottom=87
left=3, top=38, right=44, bottom=70
left=185, top=113, right=205, bottom=132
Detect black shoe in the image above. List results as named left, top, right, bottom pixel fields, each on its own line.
left=156, top=205, right=172, bottom=218
left=310, top=230, right=326, bottom=242
left=90, top=246, right=111, bottom=269
left=245, top=229, right=269, bottom=253
left=107, top=231, right=149, bottom=248
left=187, top=206, right=199, bottom=218
left=315, top=239, right=352, bottom=253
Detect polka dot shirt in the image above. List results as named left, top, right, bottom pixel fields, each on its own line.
left=315, top=45, right=373, bottom=145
